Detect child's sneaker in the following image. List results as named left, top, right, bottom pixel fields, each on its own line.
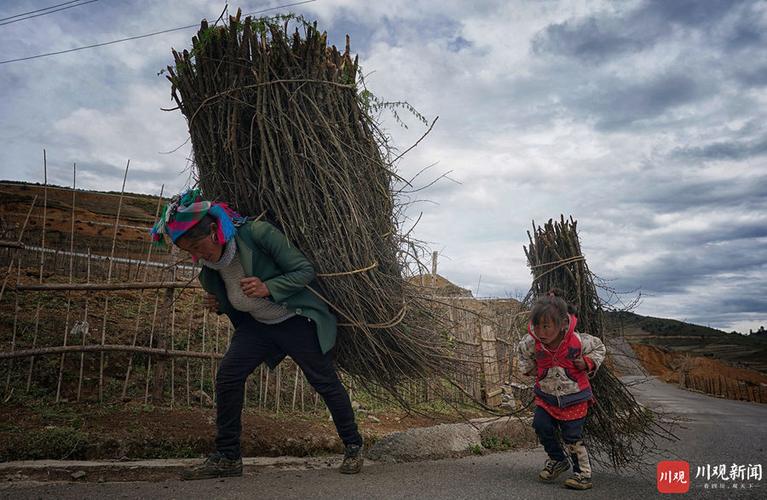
left=538, top=458, right=569, bottom=481
left=564, top=472, right=593, bottom=490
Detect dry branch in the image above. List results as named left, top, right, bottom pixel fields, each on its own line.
left=0, top=345, right=224, bottom=360
left=0, top=240, right=24, bottom=249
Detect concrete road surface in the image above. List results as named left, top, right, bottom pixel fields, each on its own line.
left=2, top=376, right=765, bottom=499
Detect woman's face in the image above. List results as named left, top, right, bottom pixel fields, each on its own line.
left=534, top=314, right=563, bottom=345
left=176, top=224, right=223, bottom=262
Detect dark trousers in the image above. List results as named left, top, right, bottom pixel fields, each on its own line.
left=533, top=406, right=587, bottom=472
left=215, top=315, right=362, bottom=459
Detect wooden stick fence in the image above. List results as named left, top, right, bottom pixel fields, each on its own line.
left=681, top=372, right=766, bottom=404
left=16, top=282, right=202, bottom=291
left=0, top=344, right=226, bottom=359
left=55, top=163, right=77, bottom=403
left=25, top=152, right=48, bottom=393
left=123, top=185, right=165, bottom=401
left=4, top=273, right=520, bottom=411
left=0, top=194, right=37, bottom=303
left=77, top=249, right=91, bottom=401
left=4, top=263, right=22, bottom=393
left=99, top=161, right=129, bottom=402
left=2, top=186, right=523, bottom=412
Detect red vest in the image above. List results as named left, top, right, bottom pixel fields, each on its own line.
left=528, top=314, right=593, bottom=407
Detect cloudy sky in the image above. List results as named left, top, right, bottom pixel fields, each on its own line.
left=1, top=0, right=765, bottom=333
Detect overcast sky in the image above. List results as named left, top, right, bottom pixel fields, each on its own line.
left=1, top=0, right=765, bottom=333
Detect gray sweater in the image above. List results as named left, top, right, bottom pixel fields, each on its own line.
left=201, top=240, right=294, bottom=324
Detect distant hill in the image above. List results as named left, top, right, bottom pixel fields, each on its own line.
left=605, top=310, right=767, bottom=374
left=606, top=310, right=730, bottom=338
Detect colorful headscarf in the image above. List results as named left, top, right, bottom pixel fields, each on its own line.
left=150, top=188, right=247, bottom=247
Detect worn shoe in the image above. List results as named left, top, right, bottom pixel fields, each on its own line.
left=538, top=458, right=570, bottom=481
left=180, top=452, right=243, bottom=480
left=564, top=472, right=593, bottom=490
left=339, top=444, right=364, bottom=474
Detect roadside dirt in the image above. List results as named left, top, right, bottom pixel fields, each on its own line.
left=0, top=400, right=478, bottom=462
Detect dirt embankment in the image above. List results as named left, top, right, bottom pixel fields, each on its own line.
left=0, top=400, right=478, bottom=462
left=0, top=182, right=158, bottom=260
left=631, top=343, right=767, bottom=403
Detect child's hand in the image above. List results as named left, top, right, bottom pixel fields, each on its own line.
left=573, top=356, right=587, bottom=371
left=240, top=277, right=270, bottom=298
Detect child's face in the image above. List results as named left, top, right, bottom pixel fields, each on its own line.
left=534, top=314, right=563, bottom=345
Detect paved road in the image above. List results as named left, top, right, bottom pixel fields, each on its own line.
left=2, top=377, right=765, bottom=499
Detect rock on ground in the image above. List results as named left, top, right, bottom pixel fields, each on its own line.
left=474, top=417, right=536, bottom=449
left=367, top=423, right=481, bottom=463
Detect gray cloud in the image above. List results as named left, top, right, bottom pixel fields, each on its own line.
left=566, top=73, right=708, bottom=130
left=673, top=137, right=767, bottom=161
left=735, top=66, right=767, bottom=87
left=718, top=292, right=767, bottom=315
left=647, top=276, right=767, bottom=331
left=532, top=0, right=754, bottom=63
left=531, top=15, right=658, bottom=63
left=614, top=240, right=767, bottom=295
left=625, top=175, right=767, bottom=213
left=646, top=0, right=741, bottom=28
left=722, top=7, right=767, bottom=51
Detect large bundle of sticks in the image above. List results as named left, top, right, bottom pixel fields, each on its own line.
left=166, top=13, right=458, bottom=393
left=524, top=216, right=675, bottom=469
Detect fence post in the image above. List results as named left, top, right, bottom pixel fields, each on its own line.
left=151, top=283, right=174, bottom=403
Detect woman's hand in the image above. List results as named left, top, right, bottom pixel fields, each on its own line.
left=203, top=293, right=219, bottom=313
left=240, top=277, right=270, bottom=298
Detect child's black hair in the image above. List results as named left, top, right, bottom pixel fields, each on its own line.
left=530, top=288, right=578, bottom=328
left=175, top=214, right=217, bottom=243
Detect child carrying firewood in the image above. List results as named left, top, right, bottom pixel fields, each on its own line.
left=518, top=288, right=606, bottom=490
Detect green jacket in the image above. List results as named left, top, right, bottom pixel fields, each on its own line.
left=198, top=221, right=337, bottom=364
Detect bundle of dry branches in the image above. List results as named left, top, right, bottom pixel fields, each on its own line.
left=165, top=12, right=464, bottom=397
left=524, top=215, right=675, bottom=469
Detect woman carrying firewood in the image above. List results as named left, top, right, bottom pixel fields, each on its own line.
left=518, top=288, right=606, bottom=490
left=151, top=189, right=363, bottom=480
